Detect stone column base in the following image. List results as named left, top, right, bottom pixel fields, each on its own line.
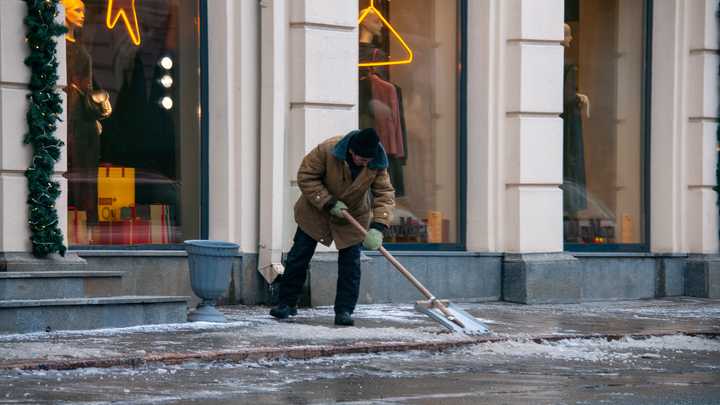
left=503, top=252, right=581, bottom=304
left=685, top=254, right=720, bottom=299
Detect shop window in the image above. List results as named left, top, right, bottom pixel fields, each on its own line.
left=62, top=0, right=201, bottom=246
left=562, top=0, right=649, bottom=248
left=359, top=0, right=461, bottom=246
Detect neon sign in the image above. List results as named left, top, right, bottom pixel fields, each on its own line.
left=358, top=0, right=412, bottom=67
left=107, top=0, right=141, bottom=45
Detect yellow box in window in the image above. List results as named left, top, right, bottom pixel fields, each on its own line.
left=621, top=214, right=634, bottom=243
left=97, top=165, right=135, bottom=222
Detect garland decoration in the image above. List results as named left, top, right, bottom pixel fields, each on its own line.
left=23, top=0, right=68, bottom=256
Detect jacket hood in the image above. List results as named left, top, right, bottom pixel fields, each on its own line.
left=332, top=130, right=389, bottom=169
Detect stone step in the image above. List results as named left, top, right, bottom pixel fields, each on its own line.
left=0, top=296, right=190, bottom=335
left=0, top=252, right=86, bottom=272
left=0, top=272, right=124, bottom=300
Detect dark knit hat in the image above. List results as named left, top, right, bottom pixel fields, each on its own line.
left=349, top=128, right=380, bottom=158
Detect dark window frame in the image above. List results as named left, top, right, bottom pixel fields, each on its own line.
left=563, top=0, right=653, bottom=253
left=382, top=0, right=468, bottom=252
left=70, top=0, right=209, bottom=251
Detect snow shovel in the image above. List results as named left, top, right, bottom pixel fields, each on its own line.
left=342, top=210, right=492, bottom=335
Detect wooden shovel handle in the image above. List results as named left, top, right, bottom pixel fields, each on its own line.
left=341, top=210, right=465, bottom=328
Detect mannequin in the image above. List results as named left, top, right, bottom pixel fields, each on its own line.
left=561, top=25, right=589, bottom=109
left=358, top=8, right=387, bottom=75
left=359, top=8, right=383, bottom=44
left=63, top=0, right=101, bottom=238
left=561, top=23, right=588, bottom=215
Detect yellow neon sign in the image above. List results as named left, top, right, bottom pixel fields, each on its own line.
left=358, top=0, right=412, bottom=67
left=107, top=0, right=141, bottom=46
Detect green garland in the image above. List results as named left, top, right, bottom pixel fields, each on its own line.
left=23, top=0, right=67, bottom=257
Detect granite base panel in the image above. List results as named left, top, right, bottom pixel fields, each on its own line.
left=0, top=301, right=187, bottom=335
left=59, top=251, right=702, bottom=307
left=685, top=254, right=720, bottom=299
left=578, top=256, right=659, bottom=302
left=77, top=252, right=269, bottom=308
left=367, top=253, right=502, bottom=304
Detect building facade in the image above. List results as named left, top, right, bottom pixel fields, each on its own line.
left=0, top=0, right=718, bottom=312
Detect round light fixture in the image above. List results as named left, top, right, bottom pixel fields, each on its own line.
left=161, top=75, right=173, bottom=88
left=161, top=97, right=173, bottom=109
left=160, top=56, right=173, bottom=70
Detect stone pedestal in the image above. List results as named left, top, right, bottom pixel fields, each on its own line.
left=503, top=252, right=581, bottom=304
left=685, top=254, right=720, bottom=299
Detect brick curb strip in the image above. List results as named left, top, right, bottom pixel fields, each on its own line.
left=2, top=330, right=717, bottom=372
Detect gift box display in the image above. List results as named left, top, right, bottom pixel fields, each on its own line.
left=114, top=204, right=175, bottom=244
left=97, top=164, right=135, bottom=222
left=67, top=207, right=88, bottom=245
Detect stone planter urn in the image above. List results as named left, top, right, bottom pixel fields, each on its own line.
left=184, top=240, right=240, bottom=322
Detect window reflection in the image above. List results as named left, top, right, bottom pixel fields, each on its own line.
left=359, top=0, right=459, bottom=244
left=562, top=0, right=646, bottom=245
left=63, top=0, right=201, bottom=246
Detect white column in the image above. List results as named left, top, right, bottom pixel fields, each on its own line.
left=651, top=0, right=719, bottom=254
left=687, top=0, right=720, bottom=253
left=258, top=0, right=289, bottom=282
left=467, top=0, right=564, bottom=253
left=466, top=0, right=502, bottom=252
left=0, top=0, right=67, bottom=253
left=207, top=0, right=261, bottom=252
left=287, top=0, right=358, bottom=252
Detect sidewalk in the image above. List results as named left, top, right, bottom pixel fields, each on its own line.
left=0, top=297, right=718, bottom=371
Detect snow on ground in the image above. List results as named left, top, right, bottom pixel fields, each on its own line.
left=0, top=320, right=252, bottom=343
left=469, top=334, right=720, bottom=362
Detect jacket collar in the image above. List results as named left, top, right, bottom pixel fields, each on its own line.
left=331, top=130, right=389, bottom=169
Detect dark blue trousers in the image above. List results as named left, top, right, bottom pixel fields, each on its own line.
left=278, top=227, right=362, bottom=315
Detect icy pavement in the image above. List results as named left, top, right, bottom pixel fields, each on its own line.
left=2, top=334, right=719, bottom=404
left=0, top=297, right=718, bottom=370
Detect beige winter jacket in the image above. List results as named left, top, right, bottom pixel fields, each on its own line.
left=293, top=131, right=395, bottom=249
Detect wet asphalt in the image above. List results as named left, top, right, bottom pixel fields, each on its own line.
left=0, top=297, right=718, bottom=404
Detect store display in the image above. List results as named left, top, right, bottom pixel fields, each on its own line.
left=67, top=208, right=88, bottom=246
left=97, top=164, right=135, bottom=221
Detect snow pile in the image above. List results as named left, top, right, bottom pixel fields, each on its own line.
left=469, top=335, right=720, bottom=362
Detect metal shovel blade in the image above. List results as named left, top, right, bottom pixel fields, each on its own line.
left=414, top=300, right=492, bottom=335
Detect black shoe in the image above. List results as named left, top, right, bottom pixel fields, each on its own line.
left=270, top=304, right=298, bottom=319
left=334, top=312, right=354, bottom=326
